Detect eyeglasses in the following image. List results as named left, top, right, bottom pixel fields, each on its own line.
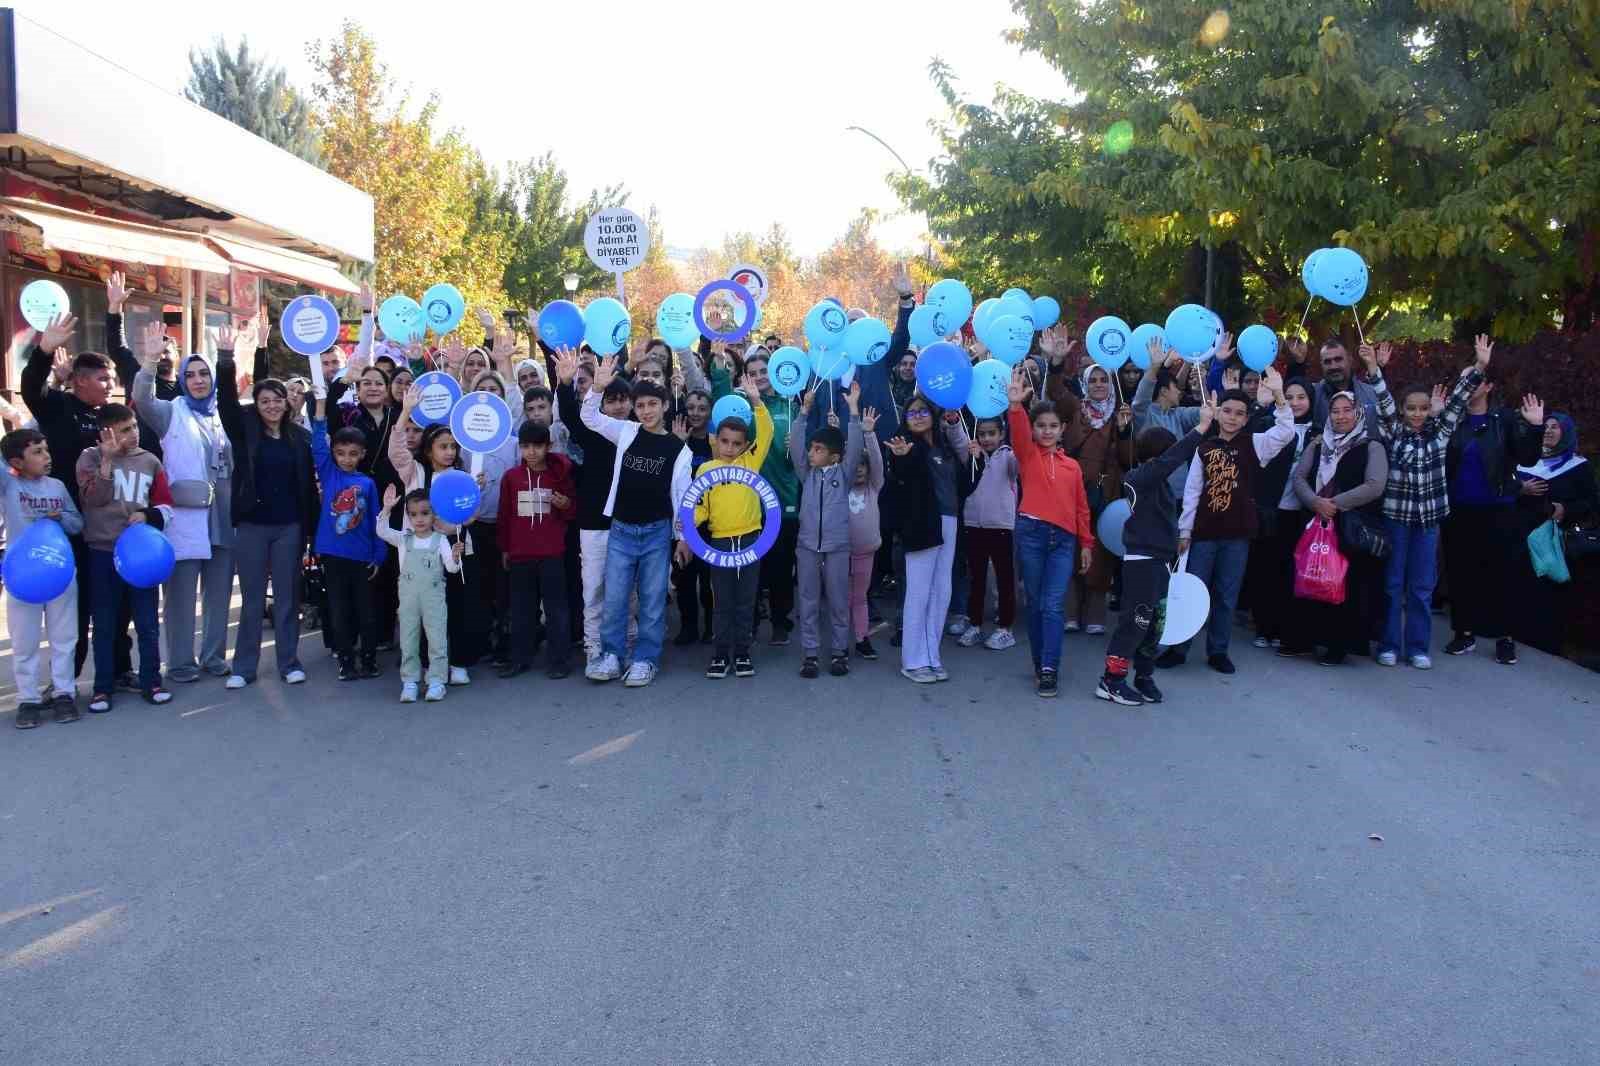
left=906, top=409, right=932, bottom=419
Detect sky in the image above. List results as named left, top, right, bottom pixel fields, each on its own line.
left=12, top=0, right=1071, bottom=258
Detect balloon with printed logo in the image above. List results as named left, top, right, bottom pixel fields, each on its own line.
left=1301, top=248, right=1331, bottom=297
left=112, top=523, right=175, bottom=589
left=655, top=292, right=698, bottom=349
left=979, top=314, right=1032, bottom=366
left=802, top=300, right=850, bottom=352
left=1237, top=325, right=1279, bottom=372
left=966, top=358, right=1011, bottom=419
left=19, top=279, right=69, bottom=332
left=2, top=519, right=74, bottom=604
left=1312, top=248, right=1369, bottom=307
left=914, top=341, right=973, bottom=410
left=971, top=297, right=1003, bottom=340
left=1128, top=323, right=1165, bottom=370
left=536, top=299, right=585, bottom=349
left=379, top=294, right=426, bottom=344
left=843, top=316, right=892, bottom=367
left=428, top=469, right=481, bottom=526
left=1085, top=315, right=1133, bottom=370
left=908, top=305, right=943, bottom=348
left=1096, top=499, right=1132, bottom=558
left=1164, top=304, right=1222, bottom=363
left=710, top=394, right=753, bottom=431
left=421, top=283, right=465, bottom=337
left=1031, top=295, right=1061, bottom=330
left=997, top=294, right=1035, bottom=330
left=924, top=279, right=974, bottom=334
left=766, top=346, right=810, bottom=398
left=582, top=297, right=632, bottom=356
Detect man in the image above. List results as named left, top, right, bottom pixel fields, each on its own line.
left=1286, top=337, right=1381, bottom=425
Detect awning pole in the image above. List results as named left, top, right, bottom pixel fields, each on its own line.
left=181, top=270, right=193, bottom=358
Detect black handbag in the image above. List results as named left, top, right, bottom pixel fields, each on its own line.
left=1338, top=509, right=1392, bottom=560
left=1565, top=525, right=1600, bottom=560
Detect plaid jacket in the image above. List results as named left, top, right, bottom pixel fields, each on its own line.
left=1373, top=367, right=1480, bottom=526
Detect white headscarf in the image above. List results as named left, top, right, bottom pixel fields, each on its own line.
left=1316, top=391, right=1368, bottom=492
left=1080, top=365, right=1116, bottom=429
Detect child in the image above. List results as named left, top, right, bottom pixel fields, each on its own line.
left=846, top=404, right=885, bottom=661
left=3, top=428, right=84, bottom=727
left=789, top=383, right=864, bottom=677
left=1098, top=410, right=1213, bottom=706
left=75, top=405, right=174, bottom=711
left=955, top=417, right=1019, bottom=651
left=679, top=377, right=772, bottom=679
left=377, top=487, right=462, bottom=702
left=498, top=421, right=578, bottom=679
left=310, top=391, right=388, bottom=681
left=1004, top=368, right=1095, bottom=698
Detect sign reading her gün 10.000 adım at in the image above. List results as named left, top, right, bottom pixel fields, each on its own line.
left=583, top=207, right=649, bottom=275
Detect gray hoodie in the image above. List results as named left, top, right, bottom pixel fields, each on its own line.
left=790, top=415, right=863, bottom=555
left=0, top=466, right=83, bottom=540
left=962, top=446, right=1018, bottom=530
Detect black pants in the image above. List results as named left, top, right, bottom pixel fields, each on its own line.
left=509, top=557, right=570, bottom=668
left=760, top=516, right=799, bottom=634
left=1285, top=550, right=1381, bottom=659
left=564, top=522, right=583, bottom=644
left=72, top=536, right=132, bottom=678
left=325, top=555, right=378, bottom=661
left=1250, top=510, right=1305, bottom=642
left=474, top=520, right=508, bottom=654
left=1106, top=558, right=1168, bottom=678
left=1443, top=504, right=1521, bottom=639
left=444, top=526, right=490, bottom=668
left=673, top=554, right=713, bottom=636
left=709, top=536, right=761, bottom=656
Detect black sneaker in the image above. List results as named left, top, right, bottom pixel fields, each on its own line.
left=769, top=626, right=792, bottom=648
left=115, top=671, right=140, bottom=693
left=733, top=655, right=755, bottom=678
left=52, top=694, right=80, bottom=724
left=361, top=656, right=382, bottom=679
left=1095, top=676, right=1144, bottom=706
left=829, top=654, right=849, bottom=677
left=799, top=656, right=819, bottom=679
left=706, top=656, right=730, bottom=679
left=546, top=662, right=571, bottom=680
left=14, top=702, right=42, bottom=729
left=1206, top=654, right=1236, bottom=675
left=338, top=658, right=360, bottom=681
left=497, top=662, right=530, bottom=679
left=1318, top=651, right=1346, bottom=667
left=1134, top=676, right=1164, bottom=704
left=1445, top=633, right=1477, bottom=656
left=1155, top=648, right=1186, bottom=669
left=1037, top=669, right=1059, bottom=698
left=1496, top=639, right=1518, bottom=665
left=855, top=638, right=879, bottom=661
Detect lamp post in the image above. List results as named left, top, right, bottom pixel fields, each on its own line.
left=846, top=125, right=933, bottom=297
left=563, top=273, right=580, bottom=298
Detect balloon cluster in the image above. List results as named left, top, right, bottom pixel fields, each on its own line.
left=1302, top=247, right=1369, bottom=307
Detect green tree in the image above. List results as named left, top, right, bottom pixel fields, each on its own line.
left=185, top=37, right=320, bottom=164
left=496, top=153, right=628, bottom=312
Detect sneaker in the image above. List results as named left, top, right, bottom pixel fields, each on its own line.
left=586, top=653, right=622, bottom=682
left=361, top=657, right=383, bottom=680
left=143, top=687, right=173, bottom=705
left=87, top=693, right=112, bottom=714
left=225, top=674, right=248, bottom=690
left=768, top=626, right=792, bottom=647
left=956, top=624, right=983, bottom=648
left=1064, top=620, right=1081, bottom=633
left=496, top=662, right=530, bottom=679
left=1409, top=654, right=1433, bottom=670
left=424, top=680, right=447, bottom=702
left=983, top=628, right=1016, bottom=651
left=800, top=657, right=819, bottom=679
left=547, top=661, right=572, bottom=680
left=1444, top=633, right=1477, bottom=656
left=448, top=666, right=471, bottom=686
left=829, top=654, right=849, bottom=677
left=399, top=681, right=419, bottom=703
left=733, top=656, right=755, bottom=678
left=706, top=656, right=730, bottom=679
left=168, top=668, right=200, bottom=684
left=14, top=702, right=42, bottom=729
left=900, top=666, right=938, bottom=684
left=1085, top=624, right=1106, bottom=636
left=1155, top=648, right=1186, bottom=669
left=1134, top=676, right=1164, bottom=704
left=1376, top=650, right=1398, bottom=667
left=52, top=694, right=79, bottom=724
left=1037, top=669, right=1059, bottom=697
left=1496, top=639, right=1517, bottom=665
left=946, top=616, right=969, bottom=637
left=284, top=669, right=307, bottom=685
left=623, top=661, right=657, bottom=688
left=1095, top=676, right=1145, bottom=706
left=1318, top=652, right=1346, bottom=667
left=855, top=638, right=879, bottom=660
left=1207, top=654, right=1236, bottom=675
left=115, top=672, right=140, bottom=692
left=930, top=665, right=949, bottom=682
left=338, top=658, right=359, bottom=681
left=1252, top=635, right=1271, bottom=649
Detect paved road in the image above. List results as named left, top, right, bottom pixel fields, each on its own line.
left=1, top=605, right=1596, bottom=1065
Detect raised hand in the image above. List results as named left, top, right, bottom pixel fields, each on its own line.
left=1358, top=342, right=1378, bottom=374
left=592, top=354, right=618, bottom=393
left=106, top=270, right=130, bottom=314
left=359, top=283, right=375, bottom=314
left=137, top=320, right=166, bottom=363
left=1214, top=331, right=1234, bottom=364
left=40, top=313, right=79, bottom=353
left=1430, top=384, right=1447, bottom=418
left=402, top=383, right=422, bottom=412
left=50, top=347, right=72, bottom=385
left=672, top=414, right=689, bottom=441
left=1008, top=364, right=1030, bottom=405
left=800, top=384, right=818, bottom=414
left=739, top=374, right=761, bottom=405
left=1196, top=389, right=1217, bottom=433
left=1261, top=365, right=1285, bottom=403
left=884, top=435, right=913, bottom=457
left=1145, top=335, right=1165, bottom=374
left=553, top=347, right=579, bottom=386
left=1376, top=341, right=1392, bottom=369
left=827, top=411, right=840, bottom=429
left=217, top=321, right=238, bottom=352
left=489, top=327, right=517, bottom=368
left=1221, top=365, right=1241, bottom=391
left=892, top=260, right=913, bottom=297
left=474, top=307, right=496, bottom=335
left=1520, top=392, right=1544, bottom=426
left=382, top=485, right=399, bottom=510
left=861, top=406, right=879, bottom=433
left=442, top=333, right=467, bottom=371
left=844, top=381, right=861, bottom=414
left=1474, top=333, right=1493, bottom=368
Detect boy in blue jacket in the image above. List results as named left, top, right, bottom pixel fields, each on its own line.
left=310, top=391, right=387, bottom=681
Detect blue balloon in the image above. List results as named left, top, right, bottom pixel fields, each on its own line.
left=1085, top=315, right=1133, bottom=369
left=1302, top=248, right=1331, bottom=296
left=710, top=394, right=753, bottom=431
left=655, top=292, right=698, bottom=349
left=1164, top=304, right=1222, bottom=363
left=802, top=301, right=850, bottom=352
left=2, top=520, right=74, bottom=604
left=1128, top=323, right=1165, bottom=370
left=811, top=345, right=851, bottom=382
left=766, top=346, right=810, bottom=398
left=1096, top=499, right=1132, bottom=558
left=536, top=300, right=585, bottom=349
left=1237, top=324, right=1279, bottom=372
left=429, top=469, right=481, bottom=526
left=979, top=314, right=1032, bottom=366
left=843, top=317, right=892, bottom=366
left=1312, top=248, right=1369, bottom=307
left=966, top=359, right=1011, bottom=419
left=378, top=295, right=426, bottom=344
left=908, top=305, right=943, bottom=348
left=583, top=297, right=632, bottom=356
left=1002, top=287, right=1033, bottom=309
left=914, top=341, right=973, bottom=409
left=997, top=295, right=1035, bottom=329
left=113, top=524, right=175, bottom=589
left=1031, top=295, right=1061, bottom=330
left=925, top=279, right=973, bottom=332
left=421, top=283, right=466, bottom=337
left=971, top=297, right=1004, bottom=339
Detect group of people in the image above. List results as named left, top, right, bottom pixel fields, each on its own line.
left=4, top=269, right=1595, bottom=728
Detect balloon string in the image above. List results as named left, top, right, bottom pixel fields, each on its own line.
left=1351, top=304, right=1367, bottom=347
left=1298, top=293, right=1315, bottom=333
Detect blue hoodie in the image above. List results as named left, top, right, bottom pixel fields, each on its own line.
left=311, top=417, right=387, bottom=565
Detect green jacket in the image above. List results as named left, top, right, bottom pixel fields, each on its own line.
left=760, top=391, right=799, bottom=515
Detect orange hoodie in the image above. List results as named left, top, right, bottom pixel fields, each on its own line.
left=1007, top=403, right=1095, bottom=551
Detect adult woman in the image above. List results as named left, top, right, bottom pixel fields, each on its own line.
left=286, top=377, right=311, bottom=431
left=457, top=347, right=491, bottom=389
left=889, top=350, right=919, bottom=422
left=389, top=365, right=414, bottom=408
left=1286, top=393, right=1389, bottom=665
left=885, top=394, right=970, bottom=683
left=216, top=322, right=317, bottom=687
left=132, top=322, right=234, bottom=682
left=1516, top=413, right=1598, bottom=654
left=1247, top=380, right=1317, bottom=648
left=1047, top=363, right=1132, bottom=634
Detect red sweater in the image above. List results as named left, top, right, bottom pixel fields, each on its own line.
left=1007, top=403, right=1096, bottom=551
left=496, top=453, right=577, bottom=561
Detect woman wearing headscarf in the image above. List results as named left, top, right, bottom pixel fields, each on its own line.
left=132, top=322, right=235, bottom=683
left=1285, top=392, right=1389, bottom=665
left=1516, top=411, right=1597, bottom=654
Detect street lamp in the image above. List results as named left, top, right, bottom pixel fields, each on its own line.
left=847, top=125, right=933, bottom=296
left=562, top=273, right=580, bottom=296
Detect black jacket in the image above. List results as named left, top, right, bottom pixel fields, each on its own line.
left=1121, top=430, right=1202, bottom=562
left=216, top=348, right=319, bottom=545
left=1446, top=406, right=1541, bottom=501
left=557, top=381, right=617, bottom=532
left=887, top=435, right=959, bottom=553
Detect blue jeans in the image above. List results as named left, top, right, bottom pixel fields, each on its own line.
left=1015, top=516, right=1075, bottom=673
left=601, top=520, right=672, bottom=665
left=1382, top=519, right=1438, bottom=658
left=89, top=548, right=160, bottom=695
left=1186, top=537, right=1250, bottom=658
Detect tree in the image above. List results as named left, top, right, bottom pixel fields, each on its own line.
left=495, top=153, right=628, bottom=313
left=185, top=37, right=320, bottom=164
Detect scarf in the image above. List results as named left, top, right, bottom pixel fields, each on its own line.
left=180, top=353, right=217, bottom=417
left=1316, top=393, right=1368, bottom=492
left=1518, top=412, right=1586, bottom=481
left=1080, top=366, right=1116, bottom=429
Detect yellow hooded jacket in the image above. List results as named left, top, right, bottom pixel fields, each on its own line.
left=692, top=404, right=775, bottom=539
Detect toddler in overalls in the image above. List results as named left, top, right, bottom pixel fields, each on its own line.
left=378, top=487, right=463, bottom=702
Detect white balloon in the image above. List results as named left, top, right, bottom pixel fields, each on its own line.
left=1159, top=570, right=1211, bottom=646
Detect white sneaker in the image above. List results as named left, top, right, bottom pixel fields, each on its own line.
left=1409, top=654, right=1433, bottom=670
left=1064, top=620, right=1081, bottom=633
left=956, top=624, right=983, bottom=648
left=984, top=627, right=1016, bottom=651
left=1252, top=636, right=1271, bottom=649
left=945, top=616, right=969, bottom=637
left=399, top=681, right=418, bottom=703
left=623, top=661, right=656, bottom=688
left=424, top=680, right=446, bottom=701
left=1376, top=650, right=1398, bottom=667
left=224, top=674, right=247, bottom=690
left=930, top=665, right=949, bottom=682
left=900, top=666, right=938, bottom=684
left=284, top=669, right=307, bottom=685
left=448, top=666, right=471, bottom=686
left=586, top=652, right=621, bottom=682
left=1085, top=624, right=1106, bottom=636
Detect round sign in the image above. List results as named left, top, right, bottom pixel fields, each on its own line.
left=421, top=283, right=466, bottom=336
left=280, top=295, right=341, bottom=357
left=379, top=294, right=426, bottom=344
left=693, top=280, right=757, bottom=344
left=677, top=467, right=783, bottom=569
left=19, top=279, right=69, bottom=331
left=728, top=263, right=769, bottom=306
left=411, top=371, right=462, bottom=428
left=583, top=206, right=649, bottom=274
left=448, top=390, right=513, bottom=455
left=1158, top=570, right=1212, bottom=646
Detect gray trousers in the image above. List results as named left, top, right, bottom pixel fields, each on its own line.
left=232, top=522, right=302, bottom=681
left=797, top=546, right=851, bottom=656
left=164, top=548, right=234, bottom=680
